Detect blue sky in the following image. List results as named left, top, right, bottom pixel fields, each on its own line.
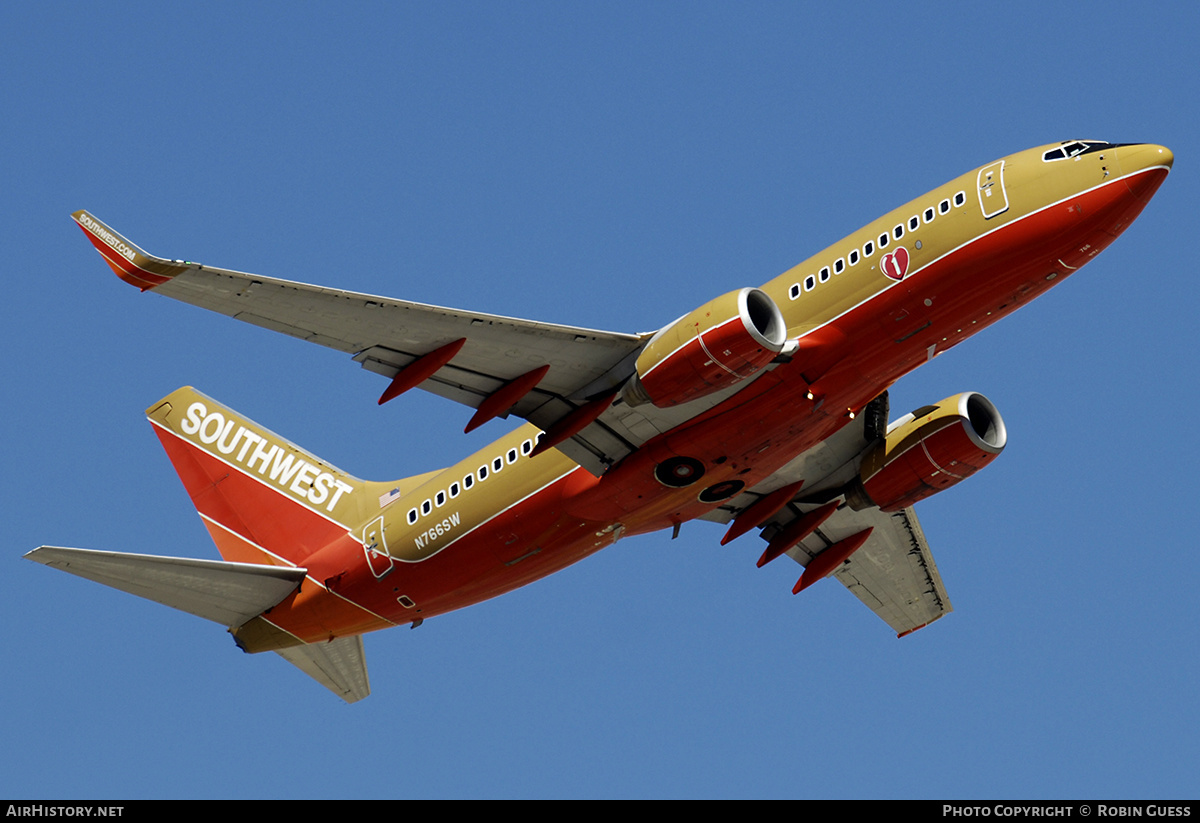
left=3, top=2, right=1196, bottom=799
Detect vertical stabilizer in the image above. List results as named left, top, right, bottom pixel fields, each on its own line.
left=146, top=387, right=370, bottom=568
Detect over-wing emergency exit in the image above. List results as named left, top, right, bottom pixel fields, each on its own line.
left=29, top=141, right=1172, bottom=701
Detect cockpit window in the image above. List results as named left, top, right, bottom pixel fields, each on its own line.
left=1042, top=140, right=1111, bottom=162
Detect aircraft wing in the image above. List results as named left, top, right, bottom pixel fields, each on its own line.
left=72, top=210, right=660, bottom=474
left=701, top=403, right=953, bottom=636
left=789, top=503, right=951, bottom=636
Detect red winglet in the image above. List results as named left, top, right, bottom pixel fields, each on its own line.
left=71, top=210, right=186, bottom=291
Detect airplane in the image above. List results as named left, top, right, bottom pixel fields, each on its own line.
left=28, top=140, right=1172, bottom=702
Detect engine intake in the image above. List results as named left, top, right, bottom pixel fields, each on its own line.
left=847, top=392, right=1007, bottom=512
left=623, top=288, right=787, bottom=408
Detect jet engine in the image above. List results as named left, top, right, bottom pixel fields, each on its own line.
left=623, top=288, right=788, bottom=408
left=846, top=392, right=1007, bottom=512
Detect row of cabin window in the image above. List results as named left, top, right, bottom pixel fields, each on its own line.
left=788, top=190, right=968, bottom=299
left=406, top=435, right=539, bottom=525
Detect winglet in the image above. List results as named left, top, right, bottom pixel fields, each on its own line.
left=71, top=210, right=190, bottom=291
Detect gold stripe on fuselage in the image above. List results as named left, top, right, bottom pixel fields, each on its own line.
left=380, top=424, right=580, bottom=563
left=761, top=142, right=1161, bottom=339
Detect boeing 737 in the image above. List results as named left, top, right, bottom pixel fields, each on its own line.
left=28, top=141, right=1172, bottom=702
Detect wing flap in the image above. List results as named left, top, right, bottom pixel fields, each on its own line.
left=763, top=504, right=951, bottom=636
left=155, top=262, right=644, bottom=392
left=25, top=546, right=305, bottom=628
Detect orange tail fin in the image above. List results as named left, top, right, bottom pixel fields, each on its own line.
left=146, top=387, right=371, bottom=568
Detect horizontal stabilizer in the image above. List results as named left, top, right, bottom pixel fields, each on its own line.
left=276, top=636, right=371, bottom=703
left=25, top=546, right=306, bottom=628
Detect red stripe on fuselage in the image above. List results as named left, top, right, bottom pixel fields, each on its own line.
left=840, top=166, right=1170, bottom=390
left=254, top=534, right=398, bottom=643
left=330, top=470, right=615, bottom=624
left=154, top=420, right=613, bottom=636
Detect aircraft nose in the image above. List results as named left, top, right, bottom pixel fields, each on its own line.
left=1115, top=144, right=1172, bottom=203
left=1118, top=143, right=1173, bottom=173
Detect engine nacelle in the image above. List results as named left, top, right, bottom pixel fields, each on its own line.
left=623, top=288, right=788, bottom=408
left=846, top=392, right=1007, bottom=512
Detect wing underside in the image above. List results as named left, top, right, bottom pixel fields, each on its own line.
left=712, top=495, right=952, bottom=636
left=798, top=504, right=950, bottom=635
left=72, top=210, right=660, bottom=473
left=703, top=409, right=952, bottom=636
